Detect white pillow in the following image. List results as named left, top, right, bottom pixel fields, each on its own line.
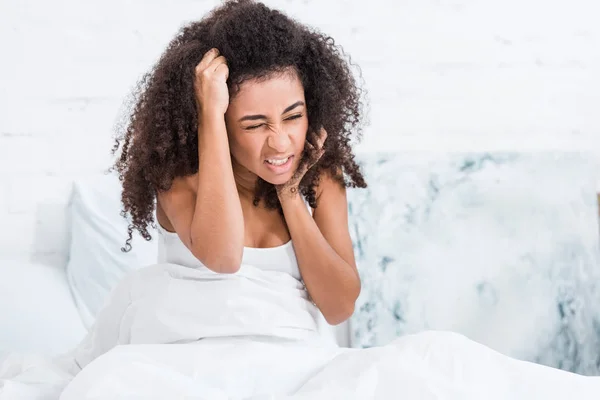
left=0, top=260, right=87, bottom=356
left=66, top=173, right=158, bottom=329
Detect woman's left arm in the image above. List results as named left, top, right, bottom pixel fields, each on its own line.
left=278, top=170, right=361, bottom=325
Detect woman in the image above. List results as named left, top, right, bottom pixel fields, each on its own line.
left=2, top=1, right=600, bottom=398
left=111, top=0, right=367, bottom=328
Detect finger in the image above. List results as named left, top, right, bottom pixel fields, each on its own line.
left=306, top=131, right=318, bottom=148
left=307, top=128, right=326, bottom=147
left=315, top=147, right=325, bottom=160
left=214, top=62, right=229, bottom=81
left=207, top=55, right=228, bottom=72
left=316, top=128, right=328, bottom=147
left=307, top=148, right=323, bottom=165
left=297, top=164, right=309, bottom=180
left=195, top=48, right=220, bottom=74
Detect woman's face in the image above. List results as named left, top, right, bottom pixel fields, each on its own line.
left=224, top=70, right=308, bottom=186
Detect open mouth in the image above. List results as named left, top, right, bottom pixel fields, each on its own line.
left=264, top=155, right=294, bottom=173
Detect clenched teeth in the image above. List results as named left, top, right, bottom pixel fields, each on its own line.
left=266, top=157, right=289, bottom=166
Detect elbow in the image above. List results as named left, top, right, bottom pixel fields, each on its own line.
left=323, top=280, right=361, bottom=326
left=189, top=240, right=243, bottom=274
left=204, top=255, right=242, bottom=274
left=324, top=302, right=356, bottom=326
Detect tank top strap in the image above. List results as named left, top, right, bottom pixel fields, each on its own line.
left=302, top=195, right=313, bottom=216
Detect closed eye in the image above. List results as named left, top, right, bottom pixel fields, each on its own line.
left=286, top=114, right=303, bottom=121
left=244, top=114, right=303, bottom=130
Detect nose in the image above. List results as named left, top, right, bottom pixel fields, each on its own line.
left=267, top=127, right=291, bottom=152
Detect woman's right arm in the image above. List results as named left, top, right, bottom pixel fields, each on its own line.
left=157, top=48, right=244, bottom=273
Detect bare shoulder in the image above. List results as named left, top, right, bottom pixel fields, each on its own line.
left=156, top=173, right=198, bottom=234
left=313, top=167, right=349, bottom=222
left=315, top=167, right=346, bottom=204
left=157, top=174, right=198, bottom=202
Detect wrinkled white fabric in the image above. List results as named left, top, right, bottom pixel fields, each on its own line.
left=3, top=262, right=600, bottom=399
left=4, top=193, right=600, bottom=399
left=0, top=261, right=335, bottom=399
left=57, top=331, right=600, bottom=400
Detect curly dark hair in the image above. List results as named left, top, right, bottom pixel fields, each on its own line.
left=110, top=0, right=368, bottom=251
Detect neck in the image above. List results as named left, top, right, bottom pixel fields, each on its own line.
left=232, top=157, right=258, bottom=202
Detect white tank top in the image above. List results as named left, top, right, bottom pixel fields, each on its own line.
left=156, top=199, right=312, bottom=281
left=153, top=199, right=339, bottom=346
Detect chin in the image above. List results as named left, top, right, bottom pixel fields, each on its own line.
left=258, top=154, right=299, bottom=186
left=259, top=171, right=294, bottom=186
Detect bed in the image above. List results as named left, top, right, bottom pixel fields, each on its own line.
left=0, top=172, right=349, bottom=361
left=2, top=152, right=600, bottom=399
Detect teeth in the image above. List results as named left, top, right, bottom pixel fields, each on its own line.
left=266, top=157, right=289, bottom=166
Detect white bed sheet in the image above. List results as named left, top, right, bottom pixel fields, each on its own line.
left=3, top=332, right=600, bottom=400
left=3, top=262, right=600, bottom=399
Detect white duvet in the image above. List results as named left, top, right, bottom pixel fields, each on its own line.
left=2, top=263, right=599, bottom=399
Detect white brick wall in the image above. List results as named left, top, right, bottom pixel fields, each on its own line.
left=1, top=0, right=599, bottom=267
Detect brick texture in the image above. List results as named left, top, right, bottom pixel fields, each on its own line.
left=1, top=0, right=599, bottom=267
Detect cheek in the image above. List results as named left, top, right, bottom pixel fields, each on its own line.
left=227, top=132, right=246, bottom=160
left=293, top=120, right=309, bottom=145
left=228, top=134, right=262, bottom=162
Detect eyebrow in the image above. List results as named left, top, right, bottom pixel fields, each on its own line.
left=238, top=101, right=305, bottom=123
